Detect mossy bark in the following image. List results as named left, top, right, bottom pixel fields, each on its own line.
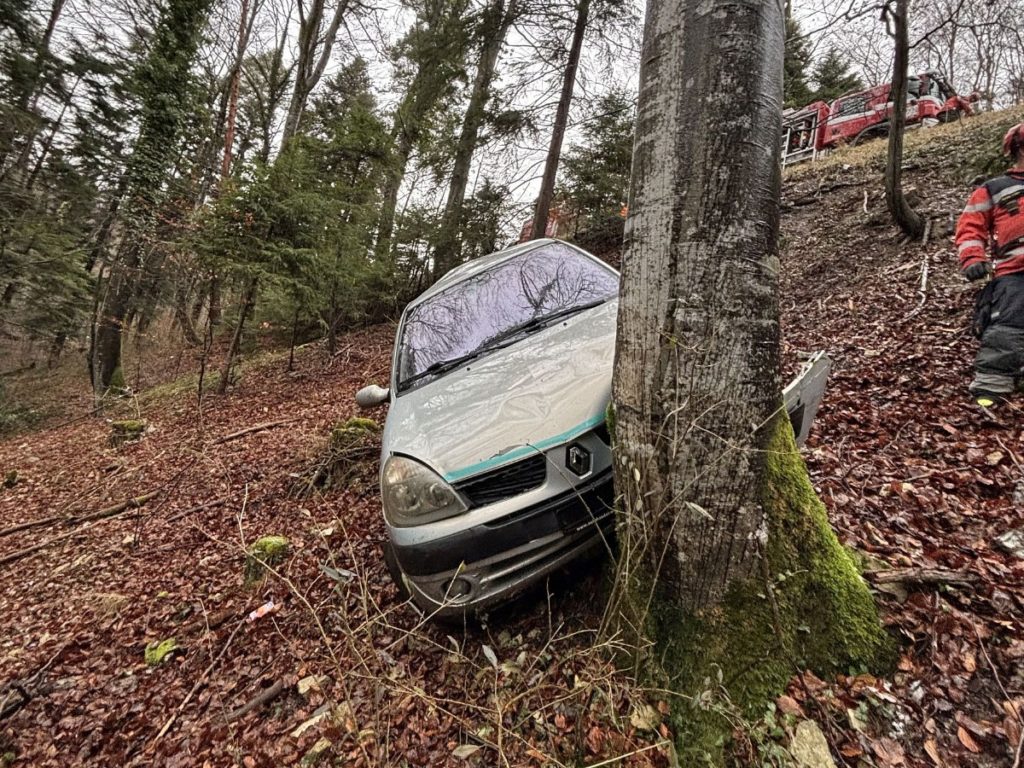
left=637, top=415, right=893, bottom=763
left=110, top=419, right=147, bottom=447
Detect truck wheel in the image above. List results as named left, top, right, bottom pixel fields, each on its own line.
left=851, top=127, right=887, bottom=147
left=938, top=109, right=960, bottom=123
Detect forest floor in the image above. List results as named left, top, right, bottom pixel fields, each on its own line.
left=3, top=109, right=1024, bottom=767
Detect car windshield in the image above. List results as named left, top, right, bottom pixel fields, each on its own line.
left=396, top=242, right=619, bottom=391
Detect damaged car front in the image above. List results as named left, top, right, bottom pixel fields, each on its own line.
left=356, top=238, right=829, bottom=618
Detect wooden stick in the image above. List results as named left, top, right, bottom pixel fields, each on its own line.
left=151, top=618, right=246, bottom=745
left=69, top=491, right=160, bottom=524
left=864, top=567, right=978, bottom=586
left=0, top=492, right=160, bottom=567
left=0, top=514, right=64, bottom=538
left=213, top=420, right=290, bottom=444
left=165, top=497, right=226, bottom=524
left=225, top=678, right=288, bottom=722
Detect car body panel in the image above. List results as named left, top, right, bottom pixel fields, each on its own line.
left=383, top=298, right=616, bottom=483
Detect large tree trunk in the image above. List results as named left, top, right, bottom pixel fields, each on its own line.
left=90, top=0, right=213, bottom=397
left=431, top=0, right=517, bottom=277
left=528, top=0, right=590, bottom=241
left=885, top=0, right=926, bottom=239
left=610, top=0, right=890, bottom=758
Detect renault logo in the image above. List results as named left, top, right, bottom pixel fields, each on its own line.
left=566, top=443, right=591, bottom=476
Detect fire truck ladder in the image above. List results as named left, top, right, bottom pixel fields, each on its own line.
left=781, top=109, right=822, bottom=167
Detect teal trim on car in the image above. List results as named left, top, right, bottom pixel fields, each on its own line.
left=443, top=413, right=607, bottom=483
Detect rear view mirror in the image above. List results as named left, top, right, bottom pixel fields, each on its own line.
left=355, top=384, right=390, bottom=408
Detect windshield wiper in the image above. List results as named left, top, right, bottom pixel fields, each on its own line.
left=481, top=297, right=611, bottom=348
left=398, top=297, right=611, bottom=391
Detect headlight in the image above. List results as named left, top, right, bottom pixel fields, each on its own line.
left=382, top=456, right=467, bottom=527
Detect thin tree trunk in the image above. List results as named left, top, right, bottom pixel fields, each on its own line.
left=217, top=278, right=257, bottom=395
left=885, top=0, right=925, bottom=239
left=0, top=0, right=65, bottom=177
left=529, top=0, right=590, bottom=241
left=174, top=275, right=202, bottom=346
left=221, top=0, right=258, bottom=180
left=432, top=0, right=517, bottom=277
left=281, top=0, right=350, bottom=144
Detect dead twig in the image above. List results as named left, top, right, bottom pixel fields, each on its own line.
left=151, top=617, right=246, bottom=744
left=0, top=492, right=160, bottom=566
left=971, top=621, right=1024, bottom=766
left=864, top=567, right=979, bottom=586
left=225, top=678, right=288, bottom=722
left=213, top=420, right=291, bottom=445
left=165, top=497, right=227, bottom=524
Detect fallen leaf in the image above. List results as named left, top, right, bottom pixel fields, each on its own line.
left=481, top=644, right=498, bottom=670
left=957, top=726, right=981, bottom=753
left=452, top=744, right=480, bottom=760
left=777, top=695, right=804, bottom=716
left=924, top=738, right=942, bottom=766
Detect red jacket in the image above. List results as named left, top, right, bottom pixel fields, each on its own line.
left=956, top=170, right=1024, bottom=278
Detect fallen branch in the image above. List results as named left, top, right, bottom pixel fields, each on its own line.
left=0, top=684, right=29, bottom=720
left=225, top=678, right=288, bottom=722
left=70, top=491, right=160, bottom=525
left=864, top=567, right=978, bottom=586
left=0, top=514, right=64, bottom=538
left=165, top=497, right=227, bottom=524
left=0, top=639, right=73, bottom=721
left=0, top=492, right=160, bottom=566
left=906, top=245, right=931, bottom=320
left=213, top=420, right=291, bottom=445
left=151, top=618, right=246, bottom=745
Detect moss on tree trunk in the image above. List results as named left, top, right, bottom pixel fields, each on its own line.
left=637, top=415, right=893, bottom=762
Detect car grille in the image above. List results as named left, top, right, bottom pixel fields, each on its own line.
left=454, top=453, right=547, bottom=508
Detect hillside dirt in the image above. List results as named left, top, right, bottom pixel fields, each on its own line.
left=2, top=111, right=1024, bottom=767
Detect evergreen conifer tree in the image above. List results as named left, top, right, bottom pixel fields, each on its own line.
left=812, top=48, right=864, bottom=103
left=783, top=16, right=812, bottom=108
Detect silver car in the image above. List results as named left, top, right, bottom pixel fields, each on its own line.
left=356, top=238, right=829, bottom=617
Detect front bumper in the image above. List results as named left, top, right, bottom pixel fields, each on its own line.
left=390, top=470, right=615, bottom=616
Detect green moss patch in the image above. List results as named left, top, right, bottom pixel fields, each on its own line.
left=144, top=638, right=180, bottom=666
left=636, top=415, right=894, bottom=764
left=244, top=535, right=291, bottom=585
left=110, top=419, right=148, bottom=447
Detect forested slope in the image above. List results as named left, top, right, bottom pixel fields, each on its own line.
left=2, top=110, right=1024, bottom=767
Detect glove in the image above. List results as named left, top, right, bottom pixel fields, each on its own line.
left=963, top=262, right=990, bottom=282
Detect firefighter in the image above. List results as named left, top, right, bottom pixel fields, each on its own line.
left=955, top=123, right=1024, bottom=408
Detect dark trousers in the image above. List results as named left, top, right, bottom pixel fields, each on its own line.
left=972, top=273, right=1024, bottom=395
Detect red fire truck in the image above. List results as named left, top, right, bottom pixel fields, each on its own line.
left=781, top=70, right=975, bottom=166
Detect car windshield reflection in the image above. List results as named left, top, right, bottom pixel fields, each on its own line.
left=396, top=242, right=618, bottom=393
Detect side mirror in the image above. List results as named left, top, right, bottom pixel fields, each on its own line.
left=355, top=384, right=390, bottom=409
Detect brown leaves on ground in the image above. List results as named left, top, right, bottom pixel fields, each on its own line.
left=781, top=156, right=1024, bottom=767
left=3, top=144, right=1024, bottom=767
left=0, top=329, right=667, bottom=768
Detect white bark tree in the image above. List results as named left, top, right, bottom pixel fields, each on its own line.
left=609, top=0, right=891, bottom=757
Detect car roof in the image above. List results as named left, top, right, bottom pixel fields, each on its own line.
left=408, top=238, right=593, bottom=310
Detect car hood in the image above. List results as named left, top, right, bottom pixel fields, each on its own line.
left=384, top=300, right=616, bottom=482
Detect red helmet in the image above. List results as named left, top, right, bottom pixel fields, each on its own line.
left=1003, top=123, right=1024, bottom=156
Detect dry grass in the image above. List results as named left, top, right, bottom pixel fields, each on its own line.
left=783, top=105, right=1024, bottom=181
